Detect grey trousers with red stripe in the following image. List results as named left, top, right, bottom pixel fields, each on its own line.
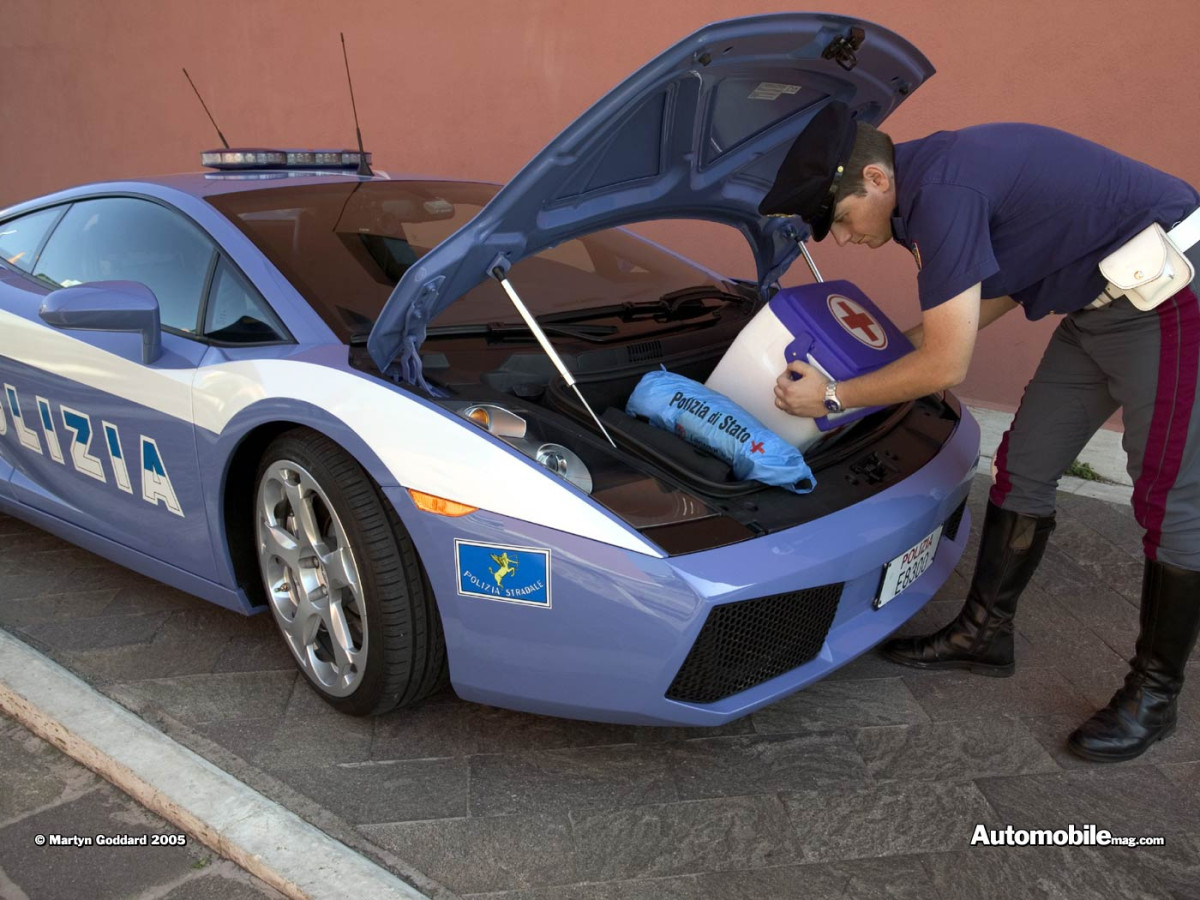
left=991, top=246, right=1200, bottom=569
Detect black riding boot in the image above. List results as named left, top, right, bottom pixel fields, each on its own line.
left=1068, top=559, right=1200, bottom=762
left=879, top=501, right=1056, bottom=676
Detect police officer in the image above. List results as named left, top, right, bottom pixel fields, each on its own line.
left=761, top=102, right=1200, bottom=762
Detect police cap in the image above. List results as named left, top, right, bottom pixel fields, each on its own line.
left=757, top=101, right=857, bottom=241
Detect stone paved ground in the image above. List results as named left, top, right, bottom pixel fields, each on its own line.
left=0, top=714, right=283, bottom=899
left=3, top=474, right=1200, bottom=899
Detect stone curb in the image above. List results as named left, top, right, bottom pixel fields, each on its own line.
left=0, top=628, right=430, bottom=900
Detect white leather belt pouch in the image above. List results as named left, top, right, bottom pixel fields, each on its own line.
left=1099, top=222, right=1196, bottom=311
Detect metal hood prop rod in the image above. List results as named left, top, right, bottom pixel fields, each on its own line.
left=490, top=263, right=618, bottom=448
left=797, top=239, right=824, bottom=283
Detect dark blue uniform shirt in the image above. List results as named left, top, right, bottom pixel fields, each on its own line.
left=891, top=124, right=1199, bottom=319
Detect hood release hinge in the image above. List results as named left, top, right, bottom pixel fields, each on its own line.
left=822, top=26, right=865, bottom=72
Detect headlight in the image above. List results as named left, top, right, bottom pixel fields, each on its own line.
left=458, top=404, right=592, bottom=493
left=532, top=442, right=593, bottom=493
left=462, top=404, right=527, bottom=438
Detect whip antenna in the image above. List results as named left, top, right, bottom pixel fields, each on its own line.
left=340, top=33, right=374, bottom=177
left=182, top=68, right=229, bottom=149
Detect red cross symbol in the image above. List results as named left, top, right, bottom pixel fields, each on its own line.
left=750, top=440, right=765, bottom=454
left=828, top=295, right=888, bottom=349
left=836, top=301, right=879, bottom=343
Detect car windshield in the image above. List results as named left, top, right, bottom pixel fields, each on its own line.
left=207, top=180, right=724, bottom=343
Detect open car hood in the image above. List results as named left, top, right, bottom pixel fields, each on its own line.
left=367, top=13, right=933, bottom=384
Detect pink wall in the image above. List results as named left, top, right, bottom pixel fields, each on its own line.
left=3, top=0, right=1198, bottom=421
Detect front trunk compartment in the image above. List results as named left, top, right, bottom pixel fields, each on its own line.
left=402, top=320, right=964, bottom=555
left=542, top=348, right=962, bottom=536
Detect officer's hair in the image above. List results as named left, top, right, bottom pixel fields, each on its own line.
left=835, top=121, right=895, bottom=202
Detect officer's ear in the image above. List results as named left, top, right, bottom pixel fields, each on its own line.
left=862, top=163, right=892, bottom=193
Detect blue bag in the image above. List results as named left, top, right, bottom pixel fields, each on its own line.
left=626, top=369, right=816, bottom=494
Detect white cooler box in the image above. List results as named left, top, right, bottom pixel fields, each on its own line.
left=706, top=280, right=913, bottom=452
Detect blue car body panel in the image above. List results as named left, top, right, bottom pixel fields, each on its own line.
left=389, top=408, right=977, bottom=725
left=3, top=353, right=213, bottom=574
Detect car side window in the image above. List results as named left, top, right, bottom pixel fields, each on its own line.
left=33, top=197, right=215, bottom=334
left=0, top=206, right=66, bottom=273
left=204, top=258, right=289, bottom=343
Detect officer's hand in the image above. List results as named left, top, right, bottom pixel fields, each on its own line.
left=774, top=360, right=829, bottom=418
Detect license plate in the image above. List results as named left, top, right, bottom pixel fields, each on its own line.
left=875, top=526, right=943, bottom=609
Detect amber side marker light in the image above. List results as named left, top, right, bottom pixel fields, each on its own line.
left=408, top=489, right=477, bottom=517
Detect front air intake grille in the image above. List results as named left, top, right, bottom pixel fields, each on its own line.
left=666, top=583, right=844, bottom=704
left=943, top=500, right=967, bottom=542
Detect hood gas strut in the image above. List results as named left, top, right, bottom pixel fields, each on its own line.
left=490, top=263, right=618, bottom=448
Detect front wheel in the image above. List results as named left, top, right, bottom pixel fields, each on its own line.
left=254, top=429, right=447, bottom=715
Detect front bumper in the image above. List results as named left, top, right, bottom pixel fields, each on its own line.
left=392, top=405, right=980, bottom=726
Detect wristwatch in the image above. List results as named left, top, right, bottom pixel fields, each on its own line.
left=824, top=380, right=843, bottom=414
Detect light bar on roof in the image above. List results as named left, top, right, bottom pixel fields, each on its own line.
left=201, top=148, right=372, bottom=171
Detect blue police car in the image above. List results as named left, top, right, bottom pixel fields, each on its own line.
left=0, top=14, right=979, bottom=721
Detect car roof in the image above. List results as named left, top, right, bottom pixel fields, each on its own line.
left=136, top=170, right=381, bottom=197
left=0, top=169, right=484, bottom=217
left=140, top=169, right=482, bottom=197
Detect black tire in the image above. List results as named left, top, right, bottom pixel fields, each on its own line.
left=253, top=428, right=447, bottom=715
